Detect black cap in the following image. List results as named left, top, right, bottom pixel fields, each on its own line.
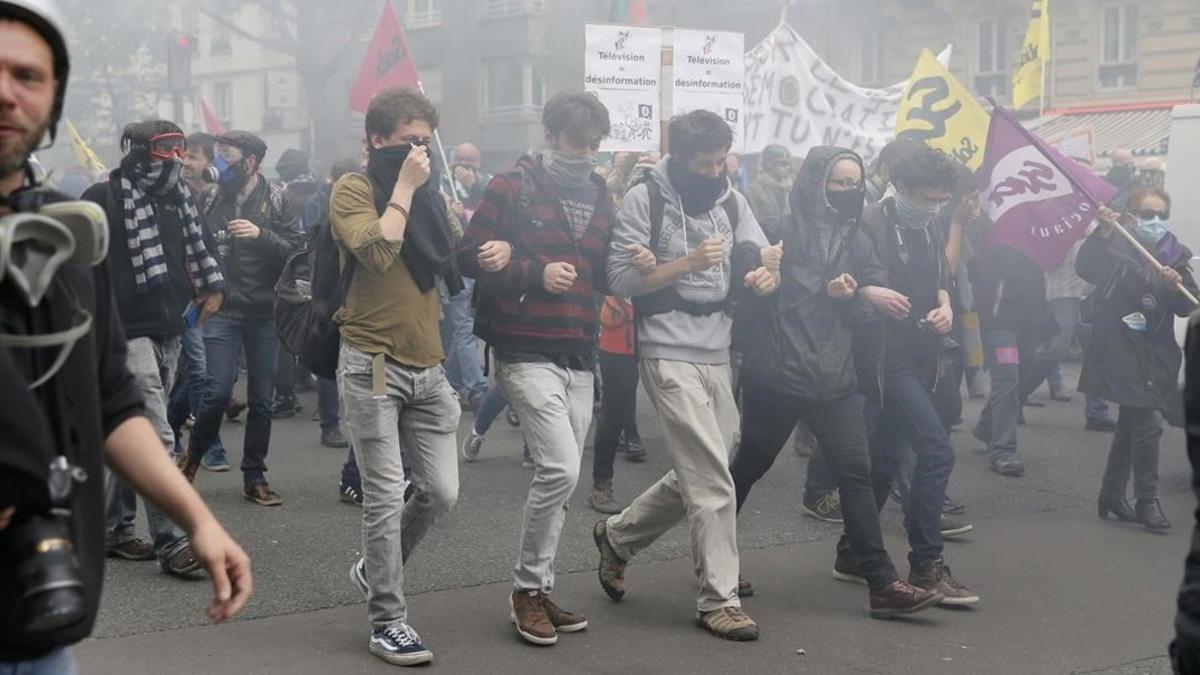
left=214, top=130, right=267, bottom=161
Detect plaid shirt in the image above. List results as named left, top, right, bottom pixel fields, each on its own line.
left=458, top=155, right=612, bottom=358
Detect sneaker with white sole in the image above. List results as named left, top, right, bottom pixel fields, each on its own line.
left=461, top=429, right=484, bottom=463
left=369, top=623, right=433, bottom=666
left=350, top=558, right=369, bottom=598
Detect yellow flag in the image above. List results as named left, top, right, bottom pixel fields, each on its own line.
left=894, top=49, right=991, bottom=171
left=65, top=118, right=106, bottom=178
left=1012, top=0, right=1050, bottom=110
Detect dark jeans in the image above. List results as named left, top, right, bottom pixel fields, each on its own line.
left=1100, top=405, right=1163, bottom=502
left=731, top=387, right=899, bottom=591
left=593, top=351, right=641, bottom=484
left=472, top=384, right=509, bottom=435
left=318, top=375, right=339, bottom=432
left=187, top=315, right=279, bottom=488
left=977, top=328, right=1037, bottom=460
left=805, top=445, right=837, bottom=496
left=867, top=362, right=956, bottom=567
left=275, top=347, right=297, bottom=399
left=167, top=324, right=225, bottom=456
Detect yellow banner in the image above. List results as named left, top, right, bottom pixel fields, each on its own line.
left=895, top=49, right=991, bottom=171
left=1012, top=0, right=1050, bottom=110
left=65, top=118, right=106, bottom=178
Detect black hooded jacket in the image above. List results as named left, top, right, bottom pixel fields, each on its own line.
left=737, top=147, right=886, bottom=402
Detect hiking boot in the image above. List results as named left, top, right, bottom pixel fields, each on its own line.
left=695, top=606, right=759, bottom=641
left=801, top=491, right=843, bottom=523
left=940, top=514, right=974, bottom=538
left=511, top=590, right=557, bottom=645
left=593, top=520, right=627, bottom=601
left=1137, top=498, right=1171, bottom=531
left=108, top=538, right=155, bottom=561
left=461, top=429, right=484, bottom=463
left=369, top=623, right=432, bottom=666
left=942, top=494, right=966, bottom=514
left=990, top=455, right=1025, bottom=477
left=588, top=482, right=623, bottom=515
left=244, top=483, right=283, bottom=506
left=321, top=428, right=349, bottom=449
left=832, top=552, right=867, bottom=586
left=868, top=580, right=943, bottom=619
left=160, top=544, right=205, bottom=580
left=737, top=575, right=754, bottom=598
left=624, top=436, right=646, bottom=462
left=541, top=594, right=587, bottom=633
left=201, top=446, right=231, bottom=472
left=340, top=482, right=364, bottom=507
left=1086, top=418, right=1118, bottom=432
left=909, top=558, right=980, bottom=606
left=176, top=449, right=200, bottom=484
left=225, top=398, right=247, bottom=421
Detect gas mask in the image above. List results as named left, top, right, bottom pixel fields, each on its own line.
left=0, top=199, right=109, bottom=389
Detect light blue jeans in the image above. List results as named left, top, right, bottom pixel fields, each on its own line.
left=0, top=647, right=77, bottom=675
left=440, top=279, right=488, bottom=405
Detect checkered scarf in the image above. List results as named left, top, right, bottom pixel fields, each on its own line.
left=120, top=161, right=224, bottom=295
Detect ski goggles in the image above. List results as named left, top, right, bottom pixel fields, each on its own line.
left=147, top=132, right=186, bottom=160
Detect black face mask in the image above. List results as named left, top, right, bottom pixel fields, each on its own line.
left=367, top=143, right=436, bottom=212
left=826, top=188, right=865, bottom=223
left=667, top=158, right=727, bottom=217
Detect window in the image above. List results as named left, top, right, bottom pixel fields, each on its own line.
left=975, top=16, right=1009, bottom=97
left=485, top=60, right=544, bottom=114
left=860, top=30, right=885, bottom=86
left=403, top=0, right=442, bottom=29
left=1099, top=3, right=1138, bottom=88
left=210, top=23, right=231, bottom=56
left=213, top=81, right=232, bottom=124
left=483, top=0, right=546, bottom=19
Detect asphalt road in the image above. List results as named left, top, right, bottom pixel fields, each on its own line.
left=76, top=363, right=1193, bottom=674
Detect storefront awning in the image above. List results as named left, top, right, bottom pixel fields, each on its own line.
left=1028, top=101, right=1184, bottom=161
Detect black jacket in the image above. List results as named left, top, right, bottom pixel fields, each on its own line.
left=968, top=242, right=1057, bottom=341
left=0, top=189, right=145, bottom=659
left=202, top=176, right=302, bottom=319
left=738, top=147, right=886, bottom=402
left=83, top=172, right=208, bottom=340
left=1076, top=229, right=1197, bottom=412
left=1173, top=313, right=1200, bottom=670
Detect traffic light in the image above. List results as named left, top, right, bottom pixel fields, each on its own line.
left=167, top=32, right=193, bottom=93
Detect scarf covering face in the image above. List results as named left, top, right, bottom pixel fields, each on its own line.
left=667, top=157, right=728, bottom=217
left=366, top=144, right=463, bottom=295
left=891, top=190, right=939, bottom=229
left=120, top=159, right=225, bottom=295
left=542, top=150, right=597, bottom=189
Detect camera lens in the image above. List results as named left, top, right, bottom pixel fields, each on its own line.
left=13, top=514, right=86, bottom=636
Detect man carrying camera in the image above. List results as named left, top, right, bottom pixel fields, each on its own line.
left=0, top=2, right=252, bottom=670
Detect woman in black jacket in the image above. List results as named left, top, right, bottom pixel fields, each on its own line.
left=1078, top=187, right=1198, bottom=531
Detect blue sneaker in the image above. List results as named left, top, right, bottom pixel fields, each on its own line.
left=370, top=623, right=432, bottom=666
left=201, top=446, right=231, bottom=472
left=350, top=558, right=369, bottom=598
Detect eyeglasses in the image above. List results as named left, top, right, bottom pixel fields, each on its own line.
left=214, top=143, right=244, bottom=162
left=399, top=135, right=432, bottom=147
left=827, top=178, right=864, bottom=190
left=1135, top=208, right=1170, bottom=220
left=147, top=132, right=186, bottom=160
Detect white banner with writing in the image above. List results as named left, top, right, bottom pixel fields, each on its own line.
left=672, top=29, right=746, bottom=153
left=744, top=22, right=950, bottom=166
left=585, top=24, right=662, bottom=152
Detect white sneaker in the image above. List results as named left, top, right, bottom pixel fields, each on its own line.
left=460, top=429, right=484, bottom=463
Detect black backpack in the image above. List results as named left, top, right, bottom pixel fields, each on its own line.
left=273, top=206, right=355, bottom=381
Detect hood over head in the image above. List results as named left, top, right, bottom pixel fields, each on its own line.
left=788, top=146, right=864, bottom=229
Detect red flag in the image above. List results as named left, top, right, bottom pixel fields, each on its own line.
left=200, top=98, right=225, bottom=135
left=629, top=0, right=648, bottom=24
left=350, top=1, right=421, bottom=114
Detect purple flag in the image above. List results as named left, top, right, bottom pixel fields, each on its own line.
left=978, top=105, right=1118, bottom=272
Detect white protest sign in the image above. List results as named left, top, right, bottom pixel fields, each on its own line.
left=585, top=24, right=662, bottom=152
left=744, top=22, right=951, bottom=166
left=672, top=29, right=746, bottom=152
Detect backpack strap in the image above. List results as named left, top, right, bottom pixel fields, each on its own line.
left=721, top=194, right=739, bottom=234
left=646, top=179, right=665, bottom=255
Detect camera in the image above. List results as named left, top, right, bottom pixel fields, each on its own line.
left=9, top=456, right=88, bottom=638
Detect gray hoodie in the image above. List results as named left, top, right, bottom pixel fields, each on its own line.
left=607, top=158, right=768, bottom=364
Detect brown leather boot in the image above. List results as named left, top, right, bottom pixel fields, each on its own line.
left=510, top=590, right=556, bottom=645
left=868, top=580, right=943, bottom=619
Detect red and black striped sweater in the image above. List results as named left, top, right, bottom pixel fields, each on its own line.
left=458, top=155, right=612, bottom=359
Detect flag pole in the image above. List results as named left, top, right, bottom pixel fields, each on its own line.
left=1109, top=223, right=1199, bottom=306
left=416, top=80, right=458, bottom=199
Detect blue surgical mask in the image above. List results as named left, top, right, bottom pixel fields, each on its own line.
left=1135, top=216, right=1169, bottom=245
